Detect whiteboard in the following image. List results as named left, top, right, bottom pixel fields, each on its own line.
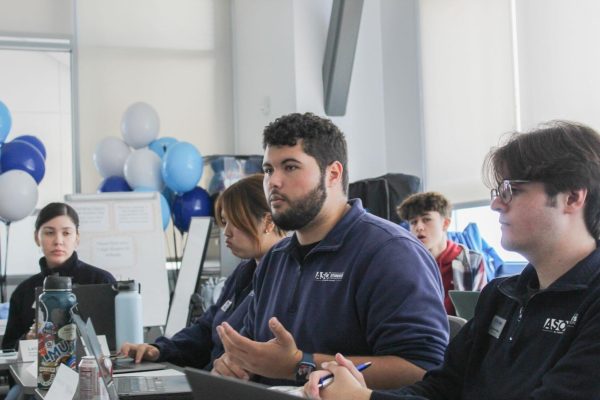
left=65, top=192, right=168, bottom=327
left=165, top=217, right=212, bottom=337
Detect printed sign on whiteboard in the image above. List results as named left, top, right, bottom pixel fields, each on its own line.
left=115, top=202, right=155, bottom=231
left=92, top=236, right=135, bottom=269
left=75, top=203, right=110, bottom=232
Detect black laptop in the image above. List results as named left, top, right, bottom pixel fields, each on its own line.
left=185, top=367, right=303, bottom=400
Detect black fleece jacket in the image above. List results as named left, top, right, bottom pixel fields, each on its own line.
left=2, top=252, right=115, bottom=350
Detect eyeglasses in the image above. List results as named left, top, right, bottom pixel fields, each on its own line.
left=490, top=180, right=531, bottom=204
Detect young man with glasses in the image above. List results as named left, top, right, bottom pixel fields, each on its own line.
left=305, top=121, right=600, bottom=399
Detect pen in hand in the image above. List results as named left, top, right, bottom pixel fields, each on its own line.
left=318, top=361, right=372, bottom=388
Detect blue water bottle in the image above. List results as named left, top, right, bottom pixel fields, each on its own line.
left=114, top=280, right=143, bottom=348
left=37, top=275, right=77, bottom=389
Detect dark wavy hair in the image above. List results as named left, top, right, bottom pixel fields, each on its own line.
left=262, top=112, right=349, bottom=194
left=35, top=202, right=79, bottom=232
left=483, top=120, right=600, bottom=238
left=397, top=192, right=452, bottom=221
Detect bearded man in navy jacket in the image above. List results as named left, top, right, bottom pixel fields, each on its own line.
left=305, top=121, right=600, bottom=400
left=212, top=112, right=449, bottom=389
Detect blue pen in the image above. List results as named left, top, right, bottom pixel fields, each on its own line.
left=318, top=361, right=372, bottom=388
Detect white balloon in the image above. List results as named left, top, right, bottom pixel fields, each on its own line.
left=0, top=170, right=39, bottom=222
left=121, top=102, right=160, bottom=149
left=123, top=148, right=164, bottom=191
left=93, top=137, right=132, bottom=178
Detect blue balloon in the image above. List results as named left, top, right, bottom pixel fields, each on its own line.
left=148, top=137, right=178, bottom=159
left=14, top=135, right=47, bottom=159
left=98, top=176, right=132, bottom=193
left=162, top=142, right=204, bottom=193
left=162, top=186, right=177, bottom=208
left=0, top=140, right=45, bottom=183
left=172, top=187, right=212, bottom=233
left=0, top=101, right=12, bottom=144
left=134, top=187, right=171, bottom=230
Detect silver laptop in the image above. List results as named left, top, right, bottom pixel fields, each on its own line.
left=448, top=290, right=480, bottom=320
left=185, top=367, right=301, bottom=400
left=72, top=313, right=191, bottom=399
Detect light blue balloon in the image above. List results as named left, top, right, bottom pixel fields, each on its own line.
left=0, top=100, right=12, bottom=144
left=161, top=142, right=203, bottom=193
left=134, top=187, right=171, bottom=230
left=148, top=137, right=178, bottom=159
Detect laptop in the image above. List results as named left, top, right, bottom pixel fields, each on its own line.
left=448, top=290, right=481, bottom=320
left=72, top=313, right=191, bottom=399
left=69, top=307, right=165, bottom=374
left=185, top=367, right=302, bottom=400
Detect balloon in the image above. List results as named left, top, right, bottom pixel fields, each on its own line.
left=172, top=187, right=212, bottom=233
left=14, top=135, right=46, bottom=159
left=93, top=137, right=131, bottom=178
left=134, top=187, right=170, bottom=230
left=161, top=142, right=203, bottom=193
left=123, top=148, right=164, bottom=191
left=162, top=186, right=177, bottom=207
left=0, top=140, right=46, bottom=183
left=121, top=102, right=160, bottom=149
left=148, top=137, right=178, bottom=159
left=0, top=170, right=39, bottom=222
left=98, top=176, right=132, bottom=193
left=0, top=100, right=12, bottom=145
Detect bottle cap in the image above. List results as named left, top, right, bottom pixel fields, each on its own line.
left=115, top=280, right=137, bottom=291
left=43, top=275, right=72, bottom=291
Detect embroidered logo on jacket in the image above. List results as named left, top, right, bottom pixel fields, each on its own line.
left=314, top=272, right=344, bottom=282
left=542, top=315, right=577, bottom=335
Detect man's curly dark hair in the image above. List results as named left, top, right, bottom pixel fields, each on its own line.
left=262, top=112, right=349, bottom=194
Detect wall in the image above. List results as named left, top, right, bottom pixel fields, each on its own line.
left=380, top=0, right=424, bottom=180
left=232, top=0, right=392, bottom=183
left=231, top=0, right=297, bottom=155
left=76, top=0, right=235, bottom=193
left=418, top=0, right=516, bottom=203
left=0, top=0, right=72, bottom=36
left=516, top=0, right=600, bottom=131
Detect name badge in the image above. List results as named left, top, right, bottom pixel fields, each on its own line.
left=488, top=315, right=506, bottom=339
left=221, top=300, right=233, bottom=312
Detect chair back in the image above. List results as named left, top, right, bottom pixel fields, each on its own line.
left=448, top=315, right=468, bottom=340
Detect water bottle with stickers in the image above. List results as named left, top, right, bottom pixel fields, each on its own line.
left=37, top=275, right=78, bottom=389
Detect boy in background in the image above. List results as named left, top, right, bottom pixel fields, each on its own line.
left=397, top=192, right=486, bottom=315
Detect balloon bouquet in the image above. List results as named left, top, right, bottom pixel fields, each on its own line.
left=93, top=102, right=212, bottom=234
left=0, top=100, right=48, bottom=302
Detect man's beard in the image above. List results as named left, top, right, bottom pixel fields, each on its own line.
left=271, top=178, right=327, bottom=231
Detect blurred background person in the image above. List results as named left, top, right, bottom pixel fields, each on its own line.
left=397, top=192, right=486, bottom=315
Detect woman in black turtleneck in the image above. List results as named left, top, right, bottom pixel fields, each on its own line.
left=2, top=202, right=115, bottom=351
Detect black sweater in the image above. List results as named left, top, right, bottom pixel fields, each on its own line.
left=2, top=252, right=115, bottom=350
left=373, top=245, right=600, bottom=400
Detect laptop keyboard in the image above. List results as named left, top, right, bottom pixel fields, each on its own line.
left=118, top=377, right=165, bottom=393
